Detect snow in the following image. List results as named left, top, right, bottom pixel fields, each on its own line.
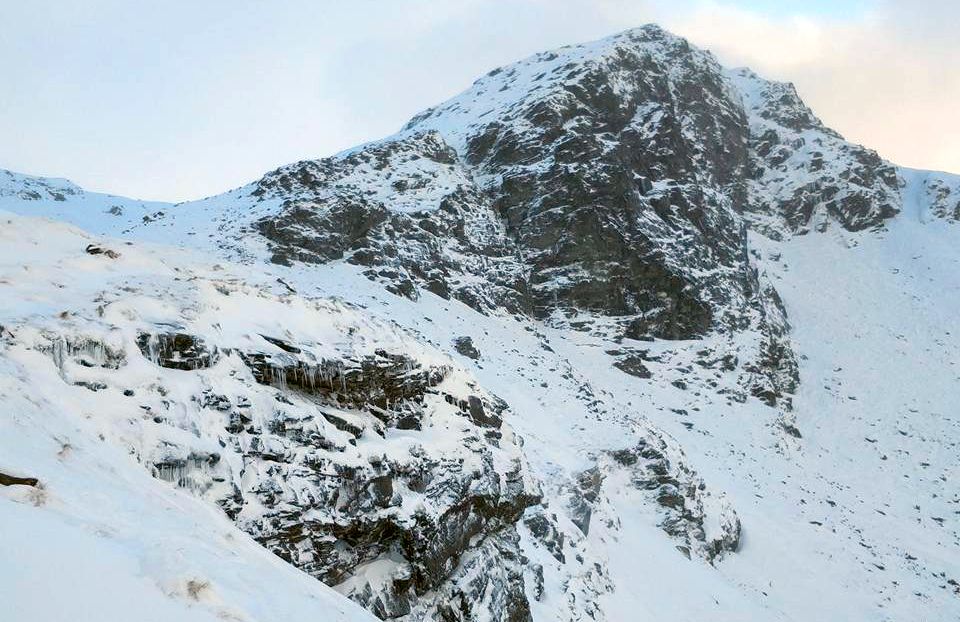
left=0, top=213, right=412, bottom=622
left=4, top=189, right=955, bottom=619
left=0, top=351, right=376, bottom=622
left=0, top=210, right=536, bottom=621
left=231, top=196, right=958, bottom=619
left=405, top=25, right=720, bottom=157
left=1, top=23, right=958, bottom=622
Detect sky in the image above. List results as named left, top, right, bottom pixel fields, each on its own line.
left=1, top=0, right=956, bottom=202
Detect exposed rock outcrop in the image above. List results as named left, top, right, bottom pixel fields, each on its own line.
left=0, top=471, right=39, bottom=487
left=729, top=68, right=902, bottom=235
left=126, top=321, right=543, bottom=621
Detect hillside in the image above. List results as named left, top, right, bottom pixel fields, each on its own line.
left=2, top=24, right=958, bottom=622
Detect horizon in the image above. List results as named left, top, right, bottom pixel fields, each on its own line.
left=2, top=0, right=957, bottom=202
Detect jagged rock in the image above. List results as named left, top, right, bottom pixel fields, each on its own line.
left=917, top=172, right=960, bottom=222
left=612, top=354, right=652, bottom=379
left=408, top=25, right=753, bottom=340
left=567, top=468, right=604, bottom=536
left=254, top=131, right=529, bottom=314
left=607, top=436, right=740, bottom=562
left=729, top=68, right=901, bottom=235
left=238, top=348, right=448, bottom=416
left=84, top=243, right=120, bottom=259
left=137, top=331, right=219, bottom=370
left=3, top=21, right=960, bottom=622
left=523, top=511, right=566, bottom=563
left=120, top=321, right=543, bottom=621
left=452, top=336, right=481, bottom=359
left=243, top=26, right=804, bottom=407
left=781, top=422, right=803, bottom=439
left=41, top=334, right=126, bottom=372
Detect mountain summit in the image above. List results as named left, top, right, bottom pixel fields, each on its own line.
left=2, top=25, right=959, bottom=622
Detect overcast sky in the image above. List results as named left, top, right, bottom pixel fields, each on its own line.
left=2, top=0, right=956, bottom=201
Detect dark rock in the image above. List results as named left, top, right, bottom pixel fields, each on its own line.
left=239, top=349, right=448, bottom=416
left=367, top=475, right=395, bottom=508
left=259, top=334, right=302, bottom=353
left=453, top=336, right=481, bottom=359
left=467, top=395, right=502, bottom=428
left=137, top=331, right=219, bottom=371
left=568, top=467, right=604, bottom=536
left=607, top=437, right=741, bottom=562
left=0, top=471, right=38, bottom=487
left=84, top=243, right=120, bottom=259
left=74, top=381, right=108, bottom=392
left=523, top=512, right=566, bottom=563
left=781, top=422, right=803, bottom=438
left=613, top=354, right=652, bottom=379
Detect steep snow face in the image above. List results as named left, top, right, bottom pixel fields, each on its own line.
left=737, top=197, right=960, bottom=621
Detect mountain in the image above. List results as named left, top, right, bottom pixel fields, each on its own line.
left=2, top=24, right=959, bottom=622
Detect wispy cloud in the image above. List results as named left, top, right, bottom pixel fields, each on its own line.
left=0, top=1, right=955, bottom=200
left=669, top=0, right=960, bottom=173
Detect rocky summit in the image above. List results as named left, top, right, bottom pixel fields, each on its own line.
left=2, top=24, right=959, bottom=622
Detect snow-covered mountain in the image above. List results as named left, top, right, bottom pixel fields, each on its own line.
left=2, top=24, right=959, bottom=622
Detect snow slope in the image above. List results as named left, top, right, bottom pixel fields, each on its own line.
left=0, top=210, right=546, bottom=621
left=0, top=213, right=382, bottom=622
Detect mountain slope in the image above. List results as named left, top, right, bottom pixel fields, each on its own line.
left=0, top=215, right=377, bottom=622
left=2, top=23, right=959, bottom=622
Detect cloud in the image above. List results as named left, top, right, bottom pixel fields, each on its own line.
left=668, top=0, right=960, bottom=174
left=0, top=0, right=956, bottom=201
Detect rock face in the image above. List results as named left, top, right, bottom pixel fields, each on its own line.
left=137, top=331, right=219, bottom=370
left=255, top=27, right=754, bottom=340
left=13, top=242, right=742, bottom=622
left=249, top=25, right=899, bottom=352
left=729, top=68, right=902, bottom=235
left=8, top=227, right=544, bottom=622
left=407, top=25, right=752, bottom=340
left=76, top=294, right=542, bottom=622
left=247, top=25, right=813, bottom=408
left=607, top=438, right=741, bottom=562
left=254, top=131, right=529, bottom=313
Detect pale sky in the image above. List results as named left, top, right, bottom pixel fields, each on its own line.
left=1, top=0, right=956, bottom=202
